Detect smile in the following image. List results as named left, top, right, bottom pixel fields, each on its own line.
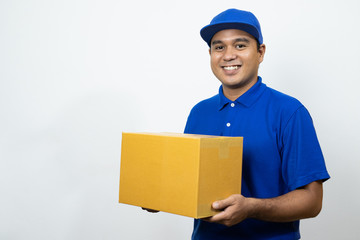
left=222, top=65, right=240, bottom=70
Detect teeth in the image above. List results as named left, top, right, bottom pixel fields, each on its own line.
left=224, top=66, right=238, bottom=70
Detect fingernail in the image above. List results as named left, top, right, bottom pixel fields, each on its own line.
left=213, top=202, right=219, bottom=209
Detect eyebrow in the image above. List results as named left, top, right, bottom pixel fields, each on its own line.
left=211, top=37, right=250, bottom=46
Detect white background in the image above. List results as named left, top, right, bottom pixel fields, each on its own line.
left=1, top=0, right=359, bottom=239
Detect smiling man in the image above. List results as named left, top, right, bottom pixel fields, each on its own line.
left=184, top=9, right=330, bottom=240
left=210, top=29, right=265, bottom=100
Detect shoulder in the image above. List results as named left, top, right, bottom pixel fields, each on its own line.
left=184, top=94, right=220, bottom=134
left=265, top=86, right=303, bottom=110
left=262, top=86, right=306, bottom=120
left=189, top=94, right=220, bottom=114
left=259, top=85, right=312, bottom=130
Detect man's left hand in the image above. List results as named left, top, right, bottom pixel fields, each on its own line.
left=205, top=194, right=255, bottom=227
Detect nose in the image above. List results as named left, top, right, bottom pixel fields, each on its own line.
left=223, top=47, right=236, bottom=61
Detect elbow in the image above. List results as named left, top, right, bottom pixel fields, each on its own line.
left=309, top=201, right=322, bottom=218
left=304, top=180, right=324, bottom=219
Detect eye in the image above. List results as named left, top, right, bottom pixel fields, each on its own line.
left=213, top=45, right=224, bottom=51
left=236, top=44, right=246, bottom=49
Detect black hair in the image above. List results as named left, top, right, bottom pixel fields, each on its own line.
left=256, top=40, right=260, bottom=51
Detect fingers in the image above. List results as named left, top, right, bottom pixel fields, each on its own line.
left=208, top=210, right=228, bottom=223
left=212, top=195, right=236, bottom=210
left=141, top=207, right=159, bottom=213
left=206, top=195, right=247, bottom=227
left=207, top=207, right=238, bottom=227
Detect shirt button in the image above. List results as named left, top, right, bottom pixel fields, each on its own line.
left=226, top=123, right=231, bottom=127
left=231, top=103, right=235, bottom=107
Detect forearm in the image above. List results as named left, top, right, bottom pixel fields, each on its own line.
left=208, top=180, right=323, bottom=226
left=248, top=181, right=323, bottom=222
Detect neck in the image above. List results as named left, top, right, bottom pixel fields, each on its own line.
left=222, top=79, right=258, bottom=101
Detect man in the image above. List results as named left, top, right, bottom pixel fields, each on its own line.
left=184, top=9, right=330, bottom=239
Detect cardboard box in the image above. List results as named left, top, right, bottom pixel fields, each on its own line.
left=119, top=132, right=243, bottom=218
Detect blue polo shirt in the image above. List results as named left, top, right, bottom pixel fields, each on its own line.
left=184, top=77, right=330, bottom=240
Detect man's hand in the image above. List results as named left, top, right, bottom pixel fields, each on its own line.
left=141, top=207, right=159, bottom=213
left=205, top=181, right=323, bottom=227
left=206, top=194, right=255, bottom=227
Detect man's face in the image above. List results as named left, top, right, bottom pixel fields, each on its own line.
left=210, top=29, right=265, bottom=97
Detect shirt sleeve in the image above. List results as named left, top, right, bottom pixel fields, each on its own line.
left=281, top=106, right=330, bottom=191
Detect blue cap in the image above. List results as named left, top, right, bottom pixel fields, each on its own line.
left=200, top=9, right=263, bottom=47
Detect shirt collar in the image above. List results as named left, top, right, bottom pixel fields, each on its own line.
left=218, top=76, right=266, bottom=110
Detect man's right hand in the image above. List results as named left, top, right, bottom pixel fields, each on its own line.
left=141, top=207, right=159, bottom=213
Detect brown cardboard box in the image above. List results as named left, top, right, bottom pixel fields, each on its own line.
left=119, top=132, right=243, bottom=218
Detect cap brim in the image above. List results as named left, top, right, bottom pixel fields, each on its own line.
left=200, top=22, right=261, bottom=47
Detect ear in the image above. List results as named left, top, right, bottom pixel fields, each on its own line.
left=258, top=44, right=266, bottom=63
left=209, top=48, right=211, bottom=55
